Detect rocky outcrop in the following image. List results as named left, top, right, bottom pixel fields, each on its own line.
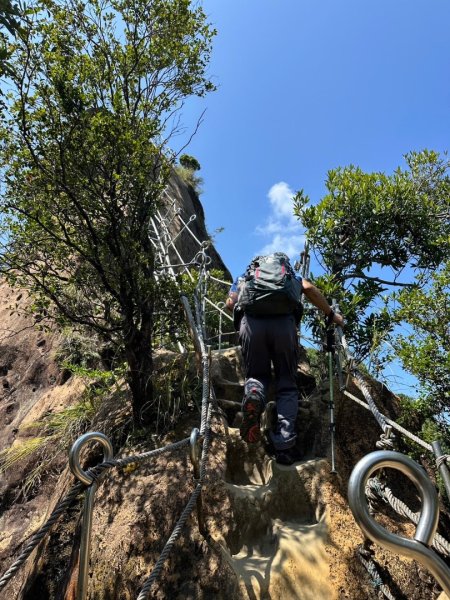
left=163, top=174, right=231, bottom=280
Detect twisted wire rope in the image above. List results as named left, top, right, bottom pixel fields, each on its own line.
left=0, top=438, right=191, bottom=592
left=357, top=545, right=397, bottom=600
left=334, top=326, right=438, bottom=454
left=336, top=329, right=443, bottom=454
left=336, top=326, right=392, bottom=439
left=136, top=405, right=214, bottom=600
left=0, top=481, right=84, bottom=591
left=193, top=256, right=210, bottom=435
left=200, top=351, right=210, bottom=436
left=136, top=238, right=215, bottom=599
left=365, top=480, right=450, bottom=557
left=342, top=390, right=433, bottom=453
left=135, top=483, right=203, bottom=600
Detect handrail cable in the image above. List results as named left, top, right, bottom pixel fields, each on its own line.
left=357, top=541, right=396, bottom=600
left=341, top=389, right=433, bottom=453
left=365, top=478, right=450, bottom=557
left=335, top=323, right=394, bottom=450
left=136, top=237, right=215, bottom=599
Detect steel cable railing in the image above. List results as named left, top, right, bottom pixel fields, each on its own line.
left=0, top=438, right=191, bottom=594
left=135, top=244, right=215, bottom=600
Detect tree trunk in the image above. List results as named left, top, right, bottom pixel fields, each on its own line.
left=123, top=306, right=154, bottom=427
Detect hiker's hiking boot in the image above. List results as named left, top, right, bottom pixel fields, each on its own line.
left=240, top=389, right=262, bottom=443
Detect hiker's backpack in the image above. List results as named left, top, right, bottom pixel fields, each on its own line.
left=237, top=253, right=303, bottom=317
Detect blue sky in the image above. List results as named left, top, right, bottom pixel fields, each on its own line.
left=178, top=0, right=450, bottom=394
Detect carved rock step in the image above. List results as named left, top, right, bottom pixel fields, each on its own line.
left=213, top=429, right=331, bottom=599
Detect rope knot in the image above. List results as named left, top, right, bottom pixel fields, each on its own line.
left=376, top=431, right=396, bottom=450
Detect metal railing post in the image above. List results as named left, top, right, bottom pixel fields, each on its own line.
left=189, top=427, right=206, bottom=536
left=348, top=450, right=450, bottom=596
left=69, top=432, right=114, bottom=600
left=432, top=440, right=450, bottom=502
left=180, top=294, right=202, bottom=357
left=217, top=301, right=226, bottom=351
left=328, top=349, right=337, bottom=474
left=325, top=312, right=337, bottom=475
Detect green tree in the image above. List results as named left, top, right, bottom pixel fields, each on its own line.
left=392, top=261, right=450, bottom=421
left=0, top=0, right=216, bottom=426
left=179, top=154, right=201, bottom=171
left=294, top=150, right=450, bottom=359
left=0, top=0, right=23, bottom=76
left=176, top=152, right=203, bottom=193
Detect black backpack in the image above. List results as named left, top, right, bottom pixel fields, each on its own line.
left=237, top=253, right=303, bottom=317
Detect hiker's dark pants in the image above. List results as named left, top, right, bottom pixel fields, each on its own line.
left=239, top=313, right=299, bottom=450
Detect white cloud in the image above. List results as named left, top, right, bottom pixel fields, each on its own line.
left=268, top=182, right=298, bottom=221
left=259, top=233, right=305, bottom=259
left=255, top=182, right=305, bottom=262
left=255, top=217, right=295, bottom=235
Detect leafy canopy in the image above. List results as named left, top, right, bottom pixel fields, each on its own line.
left=0, top=0, right=24, bottom=77
left=392, top=261, right=450, bottom=420
left=294, top=150, right=450, bottom=360
left=0, top=0, right=216, bottom=425
left=179, top=154, right=201, bottom=171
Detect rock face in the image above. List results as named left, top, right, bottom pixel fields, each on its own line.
left=159, top=174, right=232, bottom=280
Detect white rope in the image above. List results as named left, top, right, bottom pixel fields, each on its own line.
left=382, top=486, right=450, bottom=557
left=342, top=390, right=433, bottom=452
left=208, top=274, right=232, bottom=287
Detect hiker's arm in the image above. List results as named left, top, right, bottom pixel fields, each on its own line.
left=302, top=279, right=344, bottom=326
left=226, top=291, right=238, bottom=311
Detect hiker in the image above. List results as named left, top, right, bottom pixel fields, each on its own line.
left=226, top=252, right=344, bottom=465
